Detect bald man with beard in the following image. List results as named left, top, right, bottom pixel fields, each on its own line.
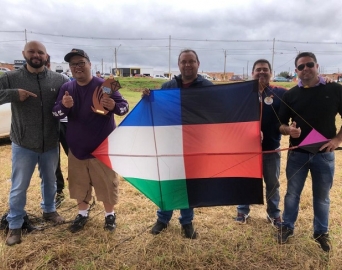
left=0, top=41, right=69, bottom=246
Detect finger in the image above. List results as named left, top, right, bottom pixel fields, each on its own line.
left=65, top=91, right=70, bottom=96
left=26, top=91, right=37, bottom=98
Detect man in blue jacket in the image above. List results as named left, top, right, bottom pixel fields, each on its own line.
left=143, top=49, right=213, bottom=239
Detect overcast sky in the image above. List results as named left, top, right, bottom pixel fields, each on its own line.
left=1, top=0, right=342, bottom=76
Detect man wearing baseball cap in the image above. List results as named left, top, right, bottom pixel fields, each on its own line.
left=52, top=48, right=129, bottom=233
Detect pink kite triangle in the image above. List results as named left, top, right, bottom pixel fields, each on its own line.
left=298, top=129, right=328, bottom=146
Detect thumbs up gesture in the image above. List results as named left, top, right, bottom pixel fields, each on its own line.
left=62, top=91, right=74, bottom=108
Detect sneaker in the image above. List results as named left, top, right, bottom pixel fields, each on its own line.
left=314, top=233, right=331, bottom=252
left=267, top=215, right=282, bottom=229
left=104, top=214, right=116, bottom=232
left=69, top=214, right=88, bottom=233
left=43, top=211, right=65, bottom=224
left=22, top=214, right=37, bottom=234
left=182, top=223, right=197, bottom=239
left=6, top=229, right=22, bottom=246
left=234, top=213, right=250, bottom=224
left=55, top=192, right=65, bottom=209
left=277, top=226, right=294, bottom=244
left=151, top=221, right=168, bottom=235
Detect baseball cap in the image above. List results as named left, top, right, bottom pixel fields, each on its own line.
left=64, top=48, right=90, bottom=62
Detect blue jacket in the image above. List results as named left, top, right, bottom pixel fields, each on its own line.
left=161, top=74, right=213, bottom=89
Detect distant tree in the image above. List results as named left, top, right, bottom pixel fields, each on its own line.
left=278, top=71, right=290, bottom=78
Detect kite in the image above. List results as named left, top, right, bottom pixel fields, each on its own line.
left=93, top=80, right=264, bottom=211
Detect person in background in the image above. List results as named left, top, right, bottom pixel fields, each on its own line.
left=235, top=59, right=286, bottom=228
left=52, top=48, right=129, bottom=233
left=0, top=41, right=67, bottom=246
left=277, top=52, right=342, bottom=252
left=96, top=71, right=101, bottom=78
left=143, top=49, right=213, bottom=239
left=45, top=54, right=69, bottom=208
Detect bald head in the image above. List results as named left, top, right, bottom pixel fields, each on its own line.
left=22, top=41, right=48, bottom=71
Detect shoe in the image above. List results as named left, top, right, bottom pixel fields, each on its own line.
left=314, top=233, right=331, bottom=252
left=151, top=221, right=168, bottom=235
left=267, top=215, right=282, bottom=229
left=22, top=214, right=37, bottom=233
left=182, top=223, right=197, bottom=239
left=43, top=211, right=65, bottom=224
left=104, top=214, right=116, bottom=232
left=69, top=214, right=88, bottom=233
left=55, top=192, right=65, bottom=209
left=0, top=213, right=8, bottom=231
left=234, top=213, right=250, bottom=224
left=277, top=226, right=294, bottom=244
left=6, top=229, right=22, bottom=246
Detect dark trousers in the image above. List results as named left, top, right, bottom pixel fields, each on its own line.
left=55, top=122, right=68, bottom=194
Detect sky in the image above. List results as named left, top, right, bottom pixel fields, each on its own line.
left=1, top=0, right=342, bottom=76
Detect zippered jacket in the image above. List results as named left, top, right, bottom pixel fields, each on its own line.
left=0, top=65, right=69, bottom=153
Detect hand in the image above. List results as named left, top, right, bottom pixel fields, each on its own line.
left=289, top=121, right=301, bottom=138
left=18, top=89, right=37, bottom=101
left=142, top=88, right=150, bottom=97
left=319, top=137, right=342, bottom=152
left=101, top=94, right=115, bottom=111
left=62, top=91, right=74, bottom=108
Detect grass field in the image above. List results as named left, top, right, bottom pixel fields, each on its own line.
left=1, top=79, right=342, bottom=269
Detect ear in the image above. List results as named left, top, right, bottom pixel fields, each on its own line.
left=22, top=51, right=25, bottom=58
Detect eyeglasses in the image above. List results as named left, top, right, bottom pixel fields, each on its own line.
left=297, top=62, right=315, bottom=71
left=179, top=60, right=197, bottom=66
left=69, top=61, right=86, bottom=68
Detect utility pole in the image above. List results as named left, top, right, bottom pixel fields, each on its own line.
left=114, top=44, right=121, bottom=76
left=223, top=50, right=227, bottom=81
left=101, top=58, right=103, bottom=74
left=246, top=61, right=249, bottom=80
left=168, top=35, right=171, bottom=80
left=271, top=38, right=275, bottom=73
left=24, top=29, right=27, bottom=44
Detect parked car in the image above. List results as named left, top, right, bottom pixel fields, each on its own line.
left=0, top=103, right=11, bottom=138
left=230, top=75, right=243, bottom=81
left=134, top=74, right=145, bottom=77
left=273, top=76, right=291, bottom=82
left=0, top=67, right=11, bottom=73
left=101, top=73, right=111, bottom=78
left=153, top=74, right=168, bottom=80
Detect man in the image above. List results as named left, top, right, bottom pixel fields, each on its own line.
left=96, top=71, right=101, bottom=78
left=46, top=54, right=69, bottom=208
left=277, top=52, right=342, bottom=252
left=52, top=48, right=129, bottom=233
left=0, top=41, right=68, bottom=246
left=144, top=49, right=213, bottom=239
left=235, top=59, right=286, bottom=228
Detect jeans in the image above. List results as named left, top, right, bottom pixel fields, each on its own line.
left=282, top=151, right=334, bottom=234
left=237, top=152, right=281, bottom=218
left=7, top=143, right=58, bottom=229
left=55, top=121, right=68, bottom=193
left=157, top=208, right=194, bottom=225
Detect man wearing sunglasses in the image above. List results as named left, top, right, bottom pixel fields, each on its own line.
left=277, top=52, right=342, bottom=252
left=52, top=48, right=129, bottom=233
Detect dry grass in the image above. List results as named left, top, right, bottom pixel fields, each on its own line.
left=1, top=116, right=342, bottom=269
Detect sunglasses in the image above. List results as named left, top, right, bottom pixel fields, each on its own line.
left=297, top=62, right=315, bottom=71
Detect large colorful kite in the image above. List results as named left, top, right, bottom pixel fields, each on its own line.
left=93, top=81, right=264, bottom=211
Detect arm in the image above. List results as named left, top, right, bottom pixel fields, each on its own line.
left=109, top=90, right=129, bottom=116
left=52, top=84, right=72, bottom=119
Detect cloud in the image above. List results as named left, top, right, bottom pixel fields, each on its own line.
left=1, top=0, right=342, bottom=75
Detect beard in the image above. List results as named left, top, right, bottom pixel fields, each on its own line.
left=24, top=56, right=46, bottom=69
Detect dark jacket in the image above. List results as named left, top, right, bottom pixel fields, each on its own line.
left=0, top=65, right=69, bottom=153
left=161, top=74, right=214, bottom=89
